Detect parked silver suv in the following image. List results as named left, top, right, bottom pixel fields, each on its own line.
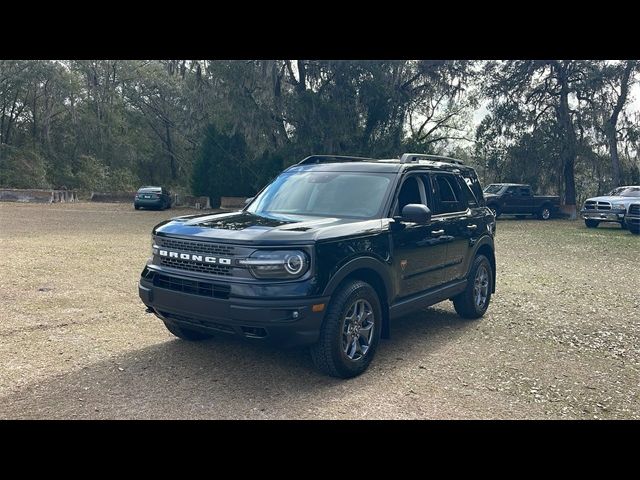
left=580, top=186, right=640, bottom=229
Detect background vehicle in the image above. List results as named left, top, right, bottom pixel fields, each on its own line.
left=625, top=203, right=640, bottom=234
left=134, top=186, right=172, bottom=210
left=138, top=153, right=496, bottom=378
left=483, top=183, right=560, bottom=220
left=580, top=186, right=640, bottom=229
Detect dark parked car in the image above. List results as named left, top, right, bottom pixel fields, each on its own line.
left=138, top=153, right=496, bottom=378
left=134, top=186, right=172, bottom=210
left=580, top=186, right=640, bottom=229
left=625, top=203, right=640, bottom=234
left=483, top=183, right=560, bottom=220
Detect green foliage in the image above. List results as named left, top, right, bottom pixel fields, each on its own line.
left=192, top=124, right=255, bottom=207
left=0, top=60, right=638, bottom=201
left=0, top=145, right=49, bottom=189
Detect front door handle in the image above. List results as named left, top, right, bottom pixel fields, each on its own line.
left=431, top=229, right=445, bottom=236
left=467, top=224, right=477, bottom=230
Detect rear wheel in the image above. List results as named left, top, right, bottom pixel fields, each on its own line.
left=453, top=255, right=492, bottom=319
left=310, top=280, right=382, bottom=378
left=163, top=321, right=213, bottom=341
left=538, top=205, right=551, bottom=220
left=585, top=219, right=599, bottom=228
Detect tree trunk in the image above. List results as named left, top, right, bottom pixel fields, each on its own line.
left=606, top=60, right=635, bottom=187
left=556, top=62, right=577, bottom=207
left=165, top=122, right=177, bottom=180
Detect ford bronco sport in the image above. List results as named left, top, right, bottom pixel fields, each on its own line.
left=138, top=154, right=496, bottom=378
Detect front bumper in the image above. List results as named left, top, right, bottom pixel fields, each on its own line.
left=138, top=275, right=330, bottom=348
left=580, top=209, right=626, bottom=222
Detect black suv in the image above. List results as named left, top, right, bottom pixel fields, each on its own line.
left=138, top=154, right=496, bottom=378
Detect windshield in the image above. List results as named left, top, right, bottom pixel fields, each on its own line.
left=484, top=184, right=505, bottom=194
left=607, top=186, right=640, bottom=197
left=246, top=170, right=395, bottom=219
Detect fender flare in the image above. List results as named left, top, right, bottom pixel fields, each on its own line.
left=322, top=256, right=393, bottom=301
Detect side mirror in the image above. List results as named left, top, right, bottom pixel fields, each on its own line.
left=244, top=197, right=254, bottom=205
left=401, top=204, right=432, bottom=224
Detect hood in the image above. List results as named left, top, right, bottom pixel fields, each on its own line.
left=584, top=195, right=637, bottom=206
left=153, top=210, right=383, bottom=245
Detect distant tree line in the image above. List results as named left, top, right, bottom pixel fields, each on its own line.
left=0, top=60, right=638, bottom=207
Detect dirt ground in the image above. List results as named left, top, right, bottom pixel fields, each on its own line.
left=0, top=202, right=638, bottom=419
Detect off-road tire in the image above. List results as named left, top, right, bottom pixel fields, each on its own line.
left=310, top=280, right=382, bottom=378
left=585, top=219, right=599, bottom=228
left=163, top=321, right=213, bottom=341
left=453, top=255, right=493, bottom=319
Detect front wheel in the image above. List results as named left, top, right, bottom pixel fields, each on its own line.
left=310, top=280, right=382, bottom=378
left=453, top=255, right=493, bottom=319
left=585, top=219, right=599, bottom=228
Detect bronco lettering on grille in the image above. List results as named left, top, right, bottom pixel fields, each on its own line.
left=157, top=249, right=231, bottom=265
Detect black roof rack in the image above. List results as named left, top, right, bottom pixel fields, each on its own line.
left=297, top=155, right=375, bottom=165
left=399, top=153, right=464, bottom=165
left=296, top=153, right=465, bottom=167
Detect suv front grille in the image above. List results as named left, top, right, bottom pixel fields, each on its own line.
left=159, top=257, right=232, bottom=276
left=155, top=237, right=235, bottom=256
left=628, top=204, right=640, bottom=216
left=153, top=273, right=231, bottom=299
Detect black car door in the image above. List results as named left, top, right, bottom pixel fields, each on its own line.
left=429, top=172, right=474, bottom=284
left=501, top=185, right=519, bottom=213
left=390, top=172, right=448, bottom=299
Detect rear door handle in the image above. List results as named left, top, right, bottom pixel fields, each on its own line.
left=431, top=229, right=445, bottom=236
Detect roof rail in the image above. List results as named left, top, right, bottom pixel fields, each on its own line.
left=399, top=153, right=464, bottom=165
left=297, top=155, right=375, bottom=165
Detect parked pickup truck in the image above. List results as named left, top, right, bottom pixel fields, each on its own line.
left=625, top=203, right=640, bottom=234
left=483, top=183, right=560, bottom=220
left=580, top=186, right=640, bottom=229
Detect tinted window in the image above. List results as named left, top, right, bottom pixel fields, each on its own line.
left=433, top=174, right=464, bottom=214
left=505, top=186, right=518, bottom=195
left=519, top=187, right=531, bottom=196
left=457, top=176, right=478, bottom=207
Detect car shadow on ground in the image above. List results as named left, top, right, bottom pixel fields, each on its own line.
left=1, top=305, right=475, bottom=419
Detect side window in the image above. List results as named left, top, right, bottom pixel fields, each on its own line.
left=433, top=174, right=464, bottom=214
left=394, top=174, right=429, bottom=216
left=505, top=186, right=518, bottom=195
left=457, top=175, right=478, bottom=208
left=519, top=187, right=531, bottom=196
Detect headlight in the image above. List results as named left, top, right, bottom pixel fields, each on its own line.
left=612, top=203, right=627, bottom=212
left=239, top=250, right=309, bottom=279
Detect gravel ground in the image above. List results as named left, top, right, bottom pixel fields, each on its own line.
left=0, top=202, right=638, bottom=419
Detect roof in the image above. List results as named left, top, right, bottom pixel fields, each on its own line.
left=291, top=153, right=473, bottom=174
